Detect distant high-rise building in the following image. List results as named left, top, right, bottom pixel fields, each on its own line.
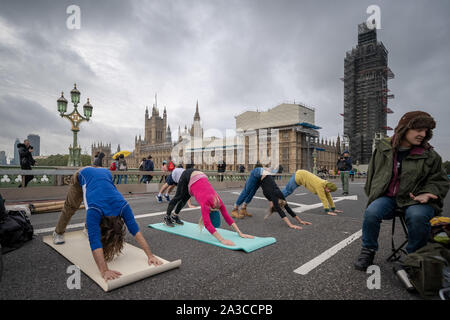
left=343, top=22, right=394, bottom=164
left=27, top=134, right=40, bottom=156
left=0, top=151, right=7, bottom=165
left=13, top=138, right=20, bottom=165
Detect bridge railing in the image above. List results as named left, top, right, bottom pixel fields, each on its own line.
left=0, top=167, right=298, bottom=188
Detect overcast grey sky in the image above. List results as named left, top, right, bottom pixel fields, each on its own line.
left=0, top=0, right=449, bottom=161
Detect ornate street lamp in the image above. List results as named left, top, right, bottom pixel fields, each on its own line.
left=57, top=83, right=93, bottom=166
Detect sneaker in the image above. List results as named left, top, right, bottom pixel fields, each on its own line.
left=240, top=207, right=252, bottom=217
left=171, top=214, right=184, bottom=225
left=164, top=194, right=171, bottom=202
left=354, top=248, right=376, bottom=271
left=156, top=195, right=163, bottom=203
left=231, top=208, right=244, bottom=219
left=53, top=231, right=65, bottom=245
left=163, top=215, right=175, bottom=227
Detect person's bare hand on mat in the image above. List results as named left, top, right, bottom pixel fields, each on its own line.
left=332, top=209, right=344, bottom=214
left=289, top=224, right=302, bottom=230
left=238, top=232, right=254, bottom=239
left=220, top=239, right=235, bottom=246
left=299, top=220, right=312, bottom=225
left=327, top=211, right=337, bottom=216
left=102, top=269, right=122, bottom=281
left=148, top=255, right=163, bottom=266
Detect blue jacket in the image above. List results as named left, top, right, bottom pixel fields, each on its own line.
left=144, top=159, right=154, bottom=171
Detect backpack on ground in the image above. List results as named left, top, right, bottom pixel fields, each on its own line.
left=402, top=242, right=450, bottom=299
left=0, top=194, right=34, bottom=254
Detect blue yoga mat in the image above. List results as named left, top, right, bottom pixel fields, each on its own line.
left=148, top=222, right=276, bottom=253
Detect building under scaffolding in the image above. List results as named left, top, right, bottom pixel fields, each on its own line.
left=342, top=22, right=394, bottom=164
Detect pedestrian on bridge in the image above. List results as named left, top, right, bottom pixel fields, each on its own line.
left=260, top=174, right=312, bottom=230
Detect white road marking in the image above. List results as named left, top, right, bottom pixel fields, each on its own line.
left=34, top=207, right=200, bottom=235
left=295, top=193, right=308, bottom=196
left=293, top=229, right=362, bottom=275
left=230, top=192, right=303, bottom=207
left=292, top=195, right=358, bottom=213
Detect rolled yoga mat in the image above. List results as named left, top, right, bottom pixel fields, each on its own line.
left=149, top=221, right=276, bottom=253
left=43, top=230, right=181, bottom=292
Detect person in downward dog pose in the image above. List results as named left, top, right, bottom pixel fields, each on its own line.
left=261, top=174, right=312, bottom=230
left=282, top=169, right=343, bottom=216
left=164, top=168, right=254, bottom=246
left=230, top=163, right=269, bottom=219
left=53, top=166, right=162, bottom=282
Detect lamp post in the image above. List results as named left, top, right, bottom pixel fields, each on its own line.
left=57, top=84, right=93, bottom=167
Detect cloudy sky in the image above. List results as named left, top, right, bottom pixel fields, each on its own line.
left=1, top=0, right=449, bottom=162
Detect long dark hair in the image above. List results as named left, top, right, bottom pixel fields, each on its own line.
left=100, top=216, right=126, bottom=262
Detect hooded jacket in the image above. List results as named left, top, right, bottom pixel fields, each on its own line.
left=364, top=137, right=449, bottom=214
left=17, top=143, right=35, bottom=169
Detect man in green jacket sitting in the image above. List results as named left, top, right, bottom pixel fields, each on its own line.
left=354, top=111, right=449, bottom=271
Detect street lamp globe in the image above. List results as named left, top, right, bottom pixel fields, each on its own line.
left=57, top=92, right=68, bottom=114
left=70, top=83, right=81, bottom=105
left=83, top=98, right=93, bottom=119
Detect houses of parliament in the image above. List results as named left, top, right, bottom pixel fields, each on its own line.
left=92, top=98, right=343, bottom=173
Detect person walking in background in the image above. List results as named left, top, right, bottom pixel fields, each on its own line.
left=167, top=157, right=175, bottom=173
left=160, top=160, right=168, bottom=183
left=217, top=160, right=226, bottom=182
left=354, top=111, right=449, bottom=271
left=17, top=139, right=36, bottom=188
left=139, top=157, right=147, bottom=183
left=143, top=155, right=154, bottom=184
left=116, top=154, right=128, bottom=184
left=93, top=151, right=99, bottom=166
left=93, top=152, right=105, bottom=167
left=110, top=155, right=119, bottom=184
left=337, top=151, right=352, bottom=195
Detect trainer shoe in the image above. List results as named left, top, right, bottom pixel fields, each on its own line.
left=53, top=231, right=65, bottom=245
left=163, top=215, right=175, bottom=227
left=231, top=208, right=244, bottom=219
left=156, top=195, right=163, bottom=203
left=164, top=194, right=171, bottom=202
left=171, top=214, right=184, bottom=225
left=240, top=207, right=252, bottom=217
left=354, top=248, right=376, bottom=271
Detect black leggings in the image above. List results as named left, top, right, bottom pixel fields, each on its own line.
left=166, top=168, right=197, bottom=216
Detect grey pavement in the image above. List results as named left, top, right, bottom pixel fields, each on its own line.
left=1, top=179, right=449, bottom=300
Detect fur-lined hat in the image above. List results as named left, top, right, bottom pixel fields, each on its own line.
left=392, top=111, right=436, bottom=149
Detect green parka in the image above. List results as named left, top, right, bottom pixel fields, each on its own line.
left=364, top=137, right=449, bottom=214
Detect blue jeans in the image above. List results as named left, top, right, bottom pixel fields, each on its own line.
left=282, top=172, right=298, bottom=198
left=235, top=167, right=264, bottom=206
left=117, top=174, right=128, bottom=184
left=362, top=196, right=435, bottom=253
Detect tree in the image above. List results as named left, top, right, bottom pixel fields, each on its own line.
left=36, top=154, right=92, bottom=167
